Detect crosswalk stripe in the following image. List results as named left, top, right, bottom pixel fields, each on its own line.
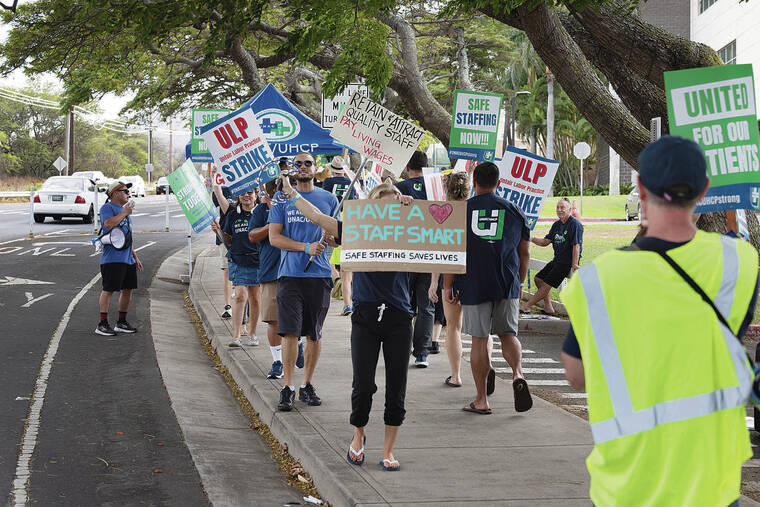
left=494, top=367, right=565, bottom=374
left=561, top=392, right=588, bottom=399
left=521, top=379, right=570, bottom=386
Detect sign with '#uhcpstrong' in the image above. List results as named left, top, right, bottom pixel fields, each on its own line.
left=665, top=64, right=760, bottom=212
left=340, top=200, right=466, bottom=274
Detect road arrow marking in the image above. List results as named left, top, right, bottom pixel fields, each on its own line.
left=0, top=276, right=55, bottom=286
left=22, top=292, right=53, bottom=308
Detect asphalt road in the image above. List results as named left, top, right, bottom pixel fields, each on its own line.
left=0, top=225, right=215, bottom=504
left=0, top=194, right=193, bottom=244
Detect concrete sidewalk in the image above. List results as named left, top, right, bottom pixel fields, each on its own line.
left=190, top=246, right=593, bottom=506
left=189, top=246, right=760, bottom=506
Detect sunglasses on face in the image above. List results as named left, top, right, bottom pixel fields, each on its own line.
left=294, top=160, right=314, bottom=168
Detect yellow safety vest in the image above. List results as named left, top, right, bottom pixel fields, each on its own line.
left=561, top=230, right=758, bottom=507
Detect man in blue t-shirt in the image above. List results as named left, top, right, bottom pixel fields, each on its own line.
left=394, top=150, right=436, bottom=367
left=520, top=198, right=583, bottom=315
left=95, top=180, right=144, bottom=336
left=269, top=151, right=339, bottom=411
left=443, top=162, right=533, bottom=415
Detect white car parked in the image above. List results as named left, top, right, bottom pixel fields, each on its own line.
left=33, top=176, right=97, bottom=224
left=71, top=170, right=108, bottom=192
left=120, top=175, right=146, bottom=197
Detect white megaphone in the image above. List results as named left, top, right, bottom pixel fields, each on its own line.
left=92, top=227, right=126, bottom=253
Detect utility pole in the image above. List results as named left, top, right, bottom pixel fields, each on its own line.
left=64, top=109, right=74, bottom=175
left=148, top=124, right=153, bottom=178
left=168, top=118, right=173, bottom=173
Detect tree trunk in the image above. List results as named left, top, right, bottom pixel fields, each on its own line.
left=546, top=69, right=554, bottom=159
left=455, top=27, right=474, bottom=91
left=514, top=3, right=649, bottom=168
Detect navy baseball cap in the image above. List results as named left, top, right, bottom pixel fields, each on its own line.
left=637, top=135, right=708, bottom=201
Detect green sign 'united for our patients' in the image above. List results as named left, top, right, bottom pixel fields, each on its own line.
left=665, top=64, right=760, bottom=212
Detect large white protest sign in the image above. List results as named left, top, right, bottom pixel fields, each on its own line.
left=330, top=91, right=425, bottom=176
left=495, top=146, right=560, bottom=229
left=199, top=106, right=275, bottom=196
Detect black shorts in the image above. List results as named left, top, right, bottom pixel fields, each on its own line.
left=276, top=277, right=331, bottom=341
left=535, top=261, right=571, bottom=288
left=101, top=262, right=138, bottom=292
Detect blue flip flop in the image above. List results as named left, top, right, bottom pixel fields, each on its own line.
left=347, top=435, right=366, bottom=466
left=380, top=458, right=401, bottom=471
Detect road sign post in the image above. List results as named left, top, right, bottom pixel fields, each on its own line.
left=28, top=185, right=34, bottom=238
left=53, top=156, right=67, bottom=175
left=93, top=184, right=99, bottom=233
left=165, top=189, right=170, bottom=232
left=573, top=141, right=591, bottom=217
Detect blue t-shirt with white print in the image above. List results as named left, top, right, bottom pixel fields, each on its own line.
left=268, top=188, right=338, bottom=278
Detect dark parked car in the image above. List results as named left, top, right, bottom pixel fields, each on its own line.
left=156, top=176, right=173, bottom=195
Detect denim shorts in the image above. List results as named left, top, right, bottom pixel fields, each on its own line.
left=228, top=259, right=259, bottom=286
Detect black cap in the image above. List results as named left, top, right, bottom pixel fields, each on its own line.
left=637, top=135, right=708, bottom=201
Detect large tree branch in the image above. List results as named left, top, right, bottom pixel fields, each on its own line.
left=515, top=3, right=648, bottom=168
left=381, top=13, right=452, bottom=144
left=455, top=26, right=474, bottom=91
left=558, top=11, right=666, bottom=129
left=146, top=42, right=203, bottom=70
left=572, top=0, right=721, bottom=89
left=227, top=36, right=265, bottom=92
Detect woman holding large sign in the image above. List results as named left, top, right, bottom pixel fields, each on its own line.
left=211, top=173, right=261, bottom=348
left=278, top=174, right=412, bottom=472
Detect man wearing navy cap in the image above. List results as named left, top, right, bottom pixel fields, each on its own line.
left=560, top=136, right=759, bottom=506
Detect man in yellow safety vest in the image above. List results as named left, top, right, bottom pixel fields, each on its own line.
left=561, top=135, right=759, bottom=506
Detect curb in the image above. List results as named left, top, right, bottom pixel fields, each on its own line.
left=189, top=247, right=385, bottom=507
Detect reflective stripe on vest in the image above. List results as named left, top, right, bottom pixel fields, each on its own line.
left=579, top=238, right=752, bottom=444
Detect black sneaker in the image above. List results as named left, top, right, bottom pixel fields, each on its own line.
left=95, top=321, right=116, bottom=336
left=278, top=386, right=295, bottom=411
left=428, top=342, right=440, bottom=354
left=114, top=320, right=137, bottom=333
left=299, top=383, right=322, bottom=406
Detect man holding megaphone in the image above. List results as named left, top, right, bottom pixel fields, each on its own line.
left=95, top=180, right=144, bottom=336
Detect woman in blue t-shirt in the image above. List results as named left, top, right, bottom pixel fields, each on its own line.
left=278, top=175, right=412, bottom=472
left=212, top=178, right=261, bottom=348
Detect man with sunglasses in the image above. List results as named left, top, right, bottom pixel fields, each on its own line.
left=95, top=180, right=143, bottom=336
left=269, top=152, right=339, bottom=411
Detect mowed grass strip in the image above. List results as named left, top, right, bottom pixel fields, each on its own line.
left=539, top=195, right=629, bottom=219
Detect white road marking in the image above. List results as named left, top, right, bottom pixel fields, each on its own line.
left=171, top=214, right=185, bottom=218
left=0, top=246, right=23, bottom=254
left=149, top=213, right=163, bottom=217
left=561, top=392, right=588, bottom=399
left=50, top=248, right=75, bottom=257
left=17, top=247, right=56, bottom=256
left=42, top=229, right=73, bottom=236
left=11, top=272, right=101, bottom=506
left=0, top=239, right=25, bottom=246
left=521, top=357, right=559, bottom=363
left=32, top=241, right=91, bottom=246
left=22, top=292, right=53, bottom=308
left=0, top=276, right=55, bottom=286
left=14, top=397, right=30, bottom=401
left=518, top=379, right=570, bottom=386
left=134, top=241, right=156, bottom=252
left=494, top=367, right=566, bottom=374
left=130, top=213, right=148, bottom=217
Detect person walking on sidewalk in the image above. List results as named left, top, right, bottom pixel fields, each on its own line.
left=211, top=181, right=234, bottom=320
left=323, top=156, right=354, bottom=316
left=279, top=174, right=413, bottom=471
left=269, top=152, right=338, bottom=412
left=444, top=162, right=532, bottom=414
left=561, top=136, right=759, bottom=506
left=95, top=180, right=143, bottom=336
left=395, top=150, right=435, bottom=367
left=248, top=181, right=289, bottom=379
left=429, top=172, right=472, bottom=387
left=521, top=198, right=583, bottom=315
left=212, top=176, right=261, bottom=348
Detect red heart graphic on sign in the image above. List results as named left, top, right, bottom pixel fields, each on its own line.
left=429, top=203, right=453, bottom=224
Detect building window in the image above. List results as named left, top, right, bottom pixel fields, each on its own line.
left=699, top=0, right=717, bottom=14
left=718, top=41, right=736, bottom=65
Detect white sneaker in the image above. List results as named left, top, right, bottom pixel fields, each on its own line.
left=246, top=335, right=259, bottom=346
left=228, top=337, right=243, bottom=348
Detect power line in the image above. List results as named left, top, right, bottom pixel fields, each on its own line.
left=0, top=86, right=191, bottom=135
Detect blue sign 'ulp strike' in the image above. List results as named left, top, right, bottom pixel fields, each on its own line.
left=200, top=106, right=275, bottom=196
